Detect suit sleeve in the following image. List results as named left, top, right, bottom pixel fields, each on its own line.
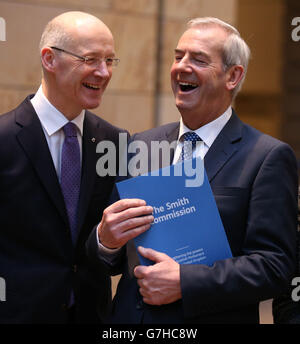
left=272, top=188, right=300, bottom=324
left=85, top=225, right=126, bottom=276
left=180, top=143, right=298, bottom=319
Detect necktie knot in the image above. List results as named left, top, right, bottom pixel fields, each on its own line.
left=179, top=132, right=202, bottom=161
left=63, top=122, right=77, bottom=137
left=183, top=131, right=201, bottom=146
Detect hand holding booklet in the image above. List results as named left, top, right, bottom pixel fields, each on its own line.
left=116, top=157, right=232, bottom=266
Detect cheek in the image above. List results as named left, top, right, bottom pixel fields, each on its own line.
left=107, top=71, right=113, bottom=84
left=170, top=67, right=178, bottom=90
left=170, top=63, right=177, bottom=78
left=200, top=69, right=223, bottom=88
left=99, top=74, right=112, bottom=93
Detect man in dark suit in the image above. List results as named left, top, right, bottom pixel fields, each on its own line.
left=87, top=17, right=298, bottom=323
left=0, top=11, right=126, bottom=323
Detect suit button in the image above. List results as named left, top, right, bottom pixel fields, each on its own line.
left=136, top=300, right=143, bottom=310
left=72, top=265, right=77, bottom=273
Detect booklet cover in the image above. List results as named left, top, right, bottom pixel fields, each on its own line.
left=116, top=158, right=232, bottom=266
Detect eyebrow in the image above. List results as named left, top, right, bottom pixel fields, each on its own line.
left=174, top=49, right=210, bottom=59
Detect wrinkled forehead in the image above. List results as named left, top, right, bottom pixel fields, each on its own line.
left=177, top=26, right=229, bottom=56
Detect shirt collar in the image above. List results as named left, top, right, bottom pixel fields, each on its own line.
left=178, top=106, right=232, bottom=148
left=30, top=85, right=85, bottom=136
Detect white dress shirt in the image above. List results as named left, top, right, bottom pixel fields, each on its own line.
left=30, top=86, right=85, bottom=181
left=172, top=106, right=232, bottom=164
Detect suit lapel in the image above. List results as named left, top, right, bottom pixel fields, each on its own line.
left=204, top=111, right=243, bottom=182
left=157, top=116, right=243, bottom=182
left=143, top=123, right=179, bottom=172
left=76, top=113, right=99, bottom=235
left=165, top=123, right=180, bottom=165
left=15, top=97, right=68, bottom=226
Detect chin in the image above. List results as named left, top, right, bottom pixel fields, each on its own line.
left=85, top=104, right=100, bottom=110
left=176, top=100, right=194, bottom=111
left=82, top=99, right=102, bottom=110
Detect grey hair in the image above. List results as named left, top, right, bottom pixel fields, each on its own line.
left=187, top=17, right=251, bottom=98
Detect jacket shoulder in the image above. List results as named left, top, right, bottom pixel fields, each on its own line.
left=0, top=104, right=22, bottom=136
left=85, top=110, right=128, bottom=135
left=131, top=122, right=179, bottom=141
left=242, top=121, right=294, bottom=154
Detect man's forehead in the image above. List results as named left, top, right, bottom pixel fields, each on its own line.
left=176, top=26, right=227, bottom=52
left=179, top=26, right=228, bottom=43
left=66, top=24, right=114, bottom=52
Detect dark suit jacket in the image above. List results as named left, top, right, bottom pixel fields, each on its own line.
left=272, top=187, right=300, bottom=324
left=0, top=96, right=127, bottom=324
left=88, top=111, right=298, bottom=324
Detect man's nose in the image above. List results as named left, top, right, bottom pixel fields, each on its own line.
left=94, top=61, right=110, bottom=78
left=175, top=56, right=193, bottom=72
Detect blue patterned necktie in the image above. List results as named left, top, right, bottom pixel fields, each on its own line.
left=60, top=122, right=81, bottom=244
left=179, top=131, right=202, bottom=161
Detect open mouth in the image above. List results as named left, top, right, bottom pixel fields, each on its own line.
left=179, top=82, right=198, bottom=92
left=83, top=82, right=101, bottom=90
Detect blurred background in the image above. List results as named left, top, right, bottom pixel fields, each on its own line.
left=1, top=0, right=299, bottom=324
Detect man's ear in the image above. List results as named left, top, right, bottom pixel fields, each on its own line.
left=226, top=65, right=244, bottom=92
left=41, top=47, right=56, bottom=73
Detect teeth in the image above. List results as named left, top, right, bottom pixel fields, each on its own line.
left=179, top=81, right=198, bottom=92
left=84, top=83, right=100, bottom=89
left=179, top=82, right=198, bottom=87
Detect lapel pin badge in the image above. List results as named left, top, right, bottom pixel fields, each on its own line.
left=91, top=137, right=96, bottom=143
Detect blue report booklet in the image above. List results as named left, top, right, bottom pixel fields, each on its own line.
left=116, top=158, right=232, bottom=266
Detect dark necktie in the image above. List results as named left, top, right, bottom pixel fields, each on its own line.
left=179, top=131, right=202, bottom=161
left=61, top=122, right=81, bottom=244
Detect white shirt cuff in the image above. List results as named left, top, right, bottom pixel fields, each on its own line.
left=96, top=225, right=121, bottom=254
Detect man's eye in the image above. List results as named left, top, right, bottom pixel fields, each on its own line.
left=195, top=59, right=208, bottom=65
left=85, top=57, right=96, bottom=64
left=106, top=58, right=113, bottom=65
left=175, top=56, right=182, bottom=61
